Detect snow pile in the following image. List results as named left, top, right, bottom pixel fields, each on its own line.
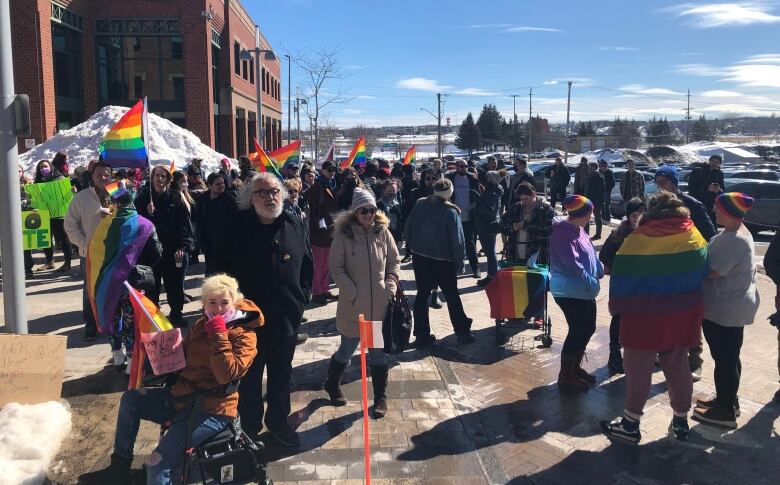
left=0, top=401, right=72, bottom=485
left=19, top=106, right=228, bottom=173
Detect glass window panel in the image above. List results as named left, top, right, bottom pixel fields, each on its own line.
left=125, top=58, right=159, bottom=99
left=161, top=59, right=184, bottom=101
left=124, top=36, right=157, bottom=59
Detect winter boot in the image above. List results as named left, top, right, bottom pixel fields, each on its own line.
left=370, top=365, right=389, bottom=419
left=430, top=291, right=442, bottom=309
left=323, top=359, right=348, bottom=406
left=79, top=453, right=132, bottom=485
left=608, top=347, right=624, bottom=374
left=558, top=354, right=589, bottom=390
left=574, top=352, right=596, bottom=384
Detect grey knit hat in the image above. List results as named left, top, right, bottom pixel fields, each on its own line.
left=350, top=187, right=377, bottom=212
left=433, top=178, right=454, bottom=200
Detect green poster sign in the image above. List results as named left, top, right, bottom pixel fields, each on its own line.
left=24, top=177, right=74, bottom=219
left=22, top=210, right=51, bottom=250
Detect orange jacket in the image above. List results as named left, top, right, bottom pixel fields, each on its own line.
left=170, top=299, right=263, bottom=417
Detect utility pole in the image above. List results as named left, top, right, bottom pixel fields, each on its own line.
left=528, top=87, right=533, bottom=161
left=0, top=0, right=27, bottom=333
left=685, top=89, right=691, bottom=144
left=564, top=81, right=572, bottom=163
left=437, top=93, right=442, bottom=158
left=285, top=54, right=291, bottom=144
left=511, top=94, right=518, bottom=158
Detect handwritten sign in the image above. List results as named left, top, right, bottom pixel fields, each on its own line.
left=21, top=210, right=51, bottom=250
left=140, top=329, right=186, bottom=375
left=0, top=334, right=66, bottom=408
left=24, top=178, right=74, bottom=218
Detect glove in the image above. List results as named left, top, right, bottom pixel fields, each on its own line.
left=204, top=314, right=227, bottom=334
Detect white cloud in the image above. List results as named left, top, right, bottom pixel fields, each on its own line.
left=465, top=23, right=513, bottom=29
left=356, top=94, right=377, bottom=100
left=598, top=46, right=639, bottom=51
left=738, top=53, right=780, bottom=64
left=504, top=26, right=563, bottom=33
left=542, top=80, right=559, bottom=85
left=395, top=77, right=454, bottom=92
left=676, top=55, right=780, bottom=87
left=455, top=88, right=500, bottom=96
left=664, top=2, right=780, bottom=28
left=701, top=89, right=744, bottom=97
left=675, top=63, right=727, bottom=76
left=617, top=84, right=685, bottom=96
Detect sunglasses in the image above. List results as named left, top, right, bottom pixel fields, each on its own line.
left=358, top=207, right=377, bottom=215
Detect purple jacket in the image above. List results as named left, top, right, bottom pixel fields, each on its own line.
left=549, top=217, right=603, bottom=300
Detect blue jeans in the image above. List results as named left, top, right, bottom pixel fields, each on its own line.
left=478, top=232, right=498, bottom=277
left=114, top=387, right=231, bottom=485
left=332, top=335, right=387, bottom=367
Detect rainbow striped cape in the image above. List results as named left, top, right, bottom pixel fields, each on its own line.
left=86, top=208, right=154, bottom=334
left=485, top=266, right=549, bottom=319
left=99, top=98, right=149, bottom=169
left=609, top=217, right=708, bottom=316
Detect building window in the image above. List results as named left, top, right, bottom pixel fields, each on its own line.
left=249, top=58, right=254, bottom=84
left=211, top=44, right=220, bottom=105
left=248, top=111, right=256, bottom=149
left=261, top=67, right=266, bottom=92
left=236, top=108, right=246, bottom=155
left=233, top=41, right=240, bottom=75
left=242, top=59, right=248, bottom=80
left=52, top=20, right=83, bottom=130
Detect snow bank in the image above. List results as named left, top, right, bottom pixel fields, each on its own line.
left=19, top=106, right=228, bottom=174
left=0, top=401, right=72, bottom=485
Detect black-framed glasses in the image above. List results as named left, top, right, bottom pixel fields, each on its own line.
left=254, top=188, right=281, bottom=199
left=358, top=207, right=377, bottom=215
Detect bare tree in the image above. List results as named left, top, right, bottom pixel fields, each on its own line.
left=344, top=124, right=379, bottom=157
left=293, top=47, right=353, bottom=158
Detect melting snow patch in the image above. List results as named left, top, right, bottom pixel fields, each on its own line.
left=0, top=401, right=72, bottom=485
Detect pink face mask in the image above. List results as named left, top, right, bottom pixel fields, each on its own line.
left=204, top=307, right=237, bottom=323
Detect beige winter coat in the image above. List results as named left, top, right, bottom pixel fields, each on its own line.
left=328, top=212, right=401, bottom=338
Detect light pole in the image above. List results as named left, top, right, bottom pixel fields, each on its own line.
left=240, top=27, right=276, bottom=149
left=295, top=97, right=307, bottom=142
left=284, top=54, right=291, bottom=144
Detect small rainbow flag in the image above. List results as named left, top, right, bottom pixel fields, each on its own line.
left=105, top=181, right=128, bottom=200
left=250, top=138, right=284, bottom=181
left=402, top=145, right=416, bottom=165
left=125, top=282, right=174, bottom=389
left=269, top=140, right=301, bottom=168
left=168, top=160, right=176, bottom=174
left=341, top=135, right=367, bottom=168
left=99, top=98, right=149, bottom=170
left=485, top=266, right=549, bottom=319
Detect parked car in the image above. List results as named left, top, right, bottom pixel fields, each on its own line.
left=722, top=170, right=780, bottom=181
left=723, top=178, right=780, bottom=233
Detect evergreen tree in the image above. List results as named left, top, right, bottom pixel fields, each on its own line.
left=612, top=117, right=642, bottom=148
left=456, top=112, right=481, bottom=154
left=692, top=114, right=714, bottom=142
left=476, top=104, right=502, bottom=150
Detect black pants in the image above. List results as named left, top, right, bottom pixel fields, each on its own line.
left=585, top=204, right=603, bottom=237
left=238, top=334, right=297, bottom=435
left=412, top=254, right=469, bottom=338
left=461, top=220, right=479, bottom=273
left=609, top=314, right=621, bottom=353
left=550, top=186, right=567, bottom=210
left=44, top=218, right=72, bottom=264
left=554, top=297, right=596, bottom=355
left=149, top=257, right=187, bottom=317
left=702, top=319, right=744, bottom=410
left=602, top=202, right=611, bottom=222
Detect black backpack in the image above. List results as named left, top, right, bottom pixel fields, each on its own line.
left=382, top=273, right=412, bottom=354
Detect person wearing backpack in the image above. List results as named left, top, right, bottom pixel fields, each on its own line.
left=474, top=171, right=504, bottom=287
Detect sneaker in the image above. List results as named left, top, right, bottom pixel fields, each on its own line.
left=401, top=254, right=412, bottom=263
left=36, top=261, right=55, bottom=271
left=457, top=333, right=475, bottom=344
left=476, top=276, right=493, bottom=287
left=54, top=263, right=71, bottom=273
left=413, top=335, right=436, bottom=349
left=296, top=333, right=309, bottom=345
left=472, top=269, right=482, bottom=279
left=696, top=397, right=740, bottom=417
left=671, top=415, right=690, bottom=440
left=691, top=367, right=702, bottom=383
left=266, top=423, right=300, bottom=448
left=112, top=349, right=126, bottom=367
left=429, top=296, right=443, bottom=310
left=692, top=405, right=737, bottom=429
left=600, top=415, right=641, bottom=444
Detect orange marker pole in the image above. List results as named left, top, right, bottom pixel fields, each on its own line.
left=358, top=314, right=371, bottom=484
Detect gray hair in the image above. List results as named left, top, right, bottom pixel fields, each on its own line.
left=486, top=170, right=501, bottom=186
left=238, top=172, right=288, bottom=210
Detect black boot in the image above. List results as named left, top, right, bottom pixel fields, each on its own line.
left=429, top=291, right=442, bottom=309
left=79, top=453, right=132, bottom=485
left=370, top=365, right=389, bottom=419
left=323, top=359, right=348, bottom=406
left=608, top=347, right=624, bottom=374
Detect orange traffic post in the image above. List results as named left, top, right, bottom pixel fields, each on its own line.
left=358, top=314, right=372, bottom=484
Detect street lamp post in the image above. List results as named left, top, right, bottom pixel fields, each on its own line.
left=240, top=27, right=276, bottom=149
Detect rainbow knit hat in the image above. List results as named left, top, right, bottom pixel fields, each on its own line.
left=715, top=192, right=754, bottom=220
left=563, top=194, right=593, bottom=218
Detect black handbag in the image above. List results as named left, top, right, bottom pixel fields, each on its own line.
left=382, top=273, right=413, bottom=354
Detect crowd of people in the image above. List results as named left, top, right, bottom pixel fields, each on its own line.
left=15, top=149, right=780, bottom=482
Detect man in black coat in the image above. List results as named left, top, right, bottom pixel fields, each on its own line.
left=585, top=162, right=606, bottom=239
left=506, top=157, right=536, bottom=208
left=764, top=229, right=780, bottom=403
left=217, top=173, right=313, bottom=447
left=598, top=160, right=615, bottom=222
left=546, top=157, right=571, bottom=210
left=690, top=154, right=725, bottom=224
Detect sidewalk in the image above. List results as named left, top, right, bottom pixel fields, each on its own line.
left=3, top=231, right=779, bottom=484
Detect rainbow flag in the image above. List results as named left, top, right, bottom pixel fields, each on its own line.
left=99, top=98, right=149, bottom=169
left=609, top=218, right=708, bottom=316
left=125, top=282, right=174, bottom=389
left=402, top=145, right=416, bottom=165
left=269, top=140, right=301, bottom=168
left=341, top=135, right=367, bottom=168
left=249, top=138, right=284, bottom=180
left=105, top=181, right=128, bottom=199
left=485, top=266, right=548, bottom=319
left=86, top=208, right=155, bottom=335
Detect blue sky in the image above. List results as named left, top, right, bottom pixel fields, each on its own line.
left=248, top=1, right=780, bottom=127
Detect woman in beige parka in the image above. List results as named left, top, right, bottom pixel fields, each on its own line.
left=324, top=187, right=400, bottom=418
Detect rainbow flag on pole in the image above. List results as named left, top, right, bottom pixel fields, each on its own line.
left=99, top=98, right=150, bottom=169
left=402, top=145, right=416, bottom=165
left=269, top=140, right=301, bottom=168
left=341, top=135, right=367, bottom=168
left=485, top=266, right=548, bottom=319
left=250, top=138, right=284, bottom=181
left=125, top=282, right=174, bottom=389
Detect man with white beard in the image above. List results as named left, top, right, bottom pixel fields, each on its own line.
left=215, top=172, right=313, bottom=447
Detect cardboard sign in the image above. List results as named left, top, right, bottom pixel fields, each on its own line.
left=24, top=178, right=74, bottom=218
left=141, top=329, right=186, bottom=375
left=0, top=334, right=66, bottom=408
left=21, top=210, right=51, bottom=250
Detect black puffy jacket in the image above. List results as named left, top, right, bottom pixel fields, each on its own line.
left=135, top=187, right=193, bottom=260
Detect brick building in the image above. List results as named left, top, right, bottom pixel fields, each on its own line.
left=10, top=0, right=282, bottom=159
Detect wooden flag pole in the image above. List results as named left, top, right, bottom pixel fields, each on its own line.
left=358, top=313, right=372, bottom=484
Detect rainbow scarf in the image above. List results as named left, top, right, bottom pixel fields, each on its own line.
left=403, top=145, right=416, bottom=165
left=86, top=208, right=155, bottom=335
left=341, top=135, right=367, bottom=168
left=99, top=98, right=149, bottom=169
left=269, top=140, right=301, bottom=168
left=125, top=282, right=174, bottom=389
left=485, top=266, right=549, bottom=319
left=609, top=217, right=708, bottom=316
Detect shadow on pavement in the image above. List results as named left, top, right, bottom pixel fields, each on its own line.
left=62, top=365, right=128, bottom=398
